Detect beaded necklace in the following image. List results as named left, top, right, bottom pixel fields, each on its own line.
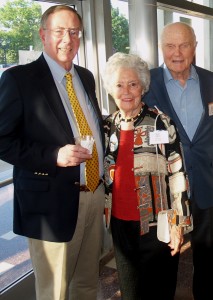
left=118, top=107, right=143, bottom=123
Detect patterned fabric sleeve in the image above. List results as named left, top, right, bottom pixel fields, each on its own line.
left=158, top=112, right=191, bottom=227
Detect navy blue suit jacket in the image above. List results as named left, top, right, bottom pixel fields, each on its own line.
left=0, top=54, right=104, bottom=242
left=144, top=65, right=213, bottom=209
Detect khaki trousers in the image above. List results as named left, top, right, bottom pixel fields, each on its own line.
left=28, top=183, right=105, bottom=300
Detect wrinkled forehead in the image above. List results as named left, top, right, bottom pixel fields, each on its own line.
left=161, top=25, right=195, bottom=45
left=45, top=10, right=81, bottom=29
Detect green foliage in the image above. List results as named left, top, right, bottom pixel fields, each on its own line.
left=111, top=6, right=129, bottom=53
left=0, top=0, right=42, bottom=64
left=0, top=1, right=130, bottom=65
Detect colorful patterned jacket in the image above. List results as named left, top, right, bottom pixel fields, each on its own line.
left=104, top=103, right=191, bottom=235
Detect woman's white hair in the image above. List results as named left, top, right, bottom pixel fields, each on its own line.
left=102, top=52, right=150, bottom=95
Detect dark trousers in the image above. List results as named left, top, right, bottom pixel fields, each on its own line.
left=111, top=217, right=179, bottom=300
left=190, top=201, right=213, bottom=300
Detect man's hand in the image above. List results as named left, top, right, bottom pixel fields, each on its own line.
left=57, top=144, right=92, bottom=167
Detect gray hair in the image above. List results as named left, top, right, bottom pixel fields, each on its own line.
left=40, top=5, right=83, bottom=30
left=102, top=52, right=150, bottom=95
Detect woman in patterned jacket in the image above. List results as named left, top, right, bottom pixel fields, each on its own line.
left=102, top=52, right=191, bottom=300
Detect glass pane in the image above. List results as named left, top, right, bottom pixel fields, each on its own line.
left=0, top=0, right=55, bottom=78
left=111, top=0, right=129, bottom=53
left=0, top=183, right=32, bottom=292
left=185, top=0, right=213, bottom=8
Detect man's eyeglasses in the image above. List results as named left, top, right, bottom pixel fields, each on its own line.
left=44, top=28, right=82, bottom=39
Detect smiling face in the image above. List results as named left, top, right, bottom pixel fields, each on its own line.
left=39, top=9, right=81, bottom=71
left=111, top=67, right=143, bottom=118
left=161, top=23, right=197, bottom=82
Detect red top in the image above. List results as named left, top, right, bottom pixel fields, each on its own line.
left=112, top=130, right=140, bottom=221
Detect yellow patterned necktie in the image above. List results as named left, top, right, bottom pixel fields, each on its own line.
left=65, top=72, right=99, bottom=192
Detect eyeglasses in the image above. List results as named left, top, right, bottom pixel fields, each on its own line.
left=115, top=81, right=141, bottom=91
left=44, top=28, right=82, bottom=39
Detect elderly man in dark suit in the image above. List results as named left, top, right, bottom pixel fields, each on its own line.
left=144, top=22, right=213, bottom=300
left=0, top=5, right=105, bottom=300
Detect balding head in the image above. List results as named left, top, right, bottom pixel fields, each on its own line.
left=160, top=22, right=196, bottom=47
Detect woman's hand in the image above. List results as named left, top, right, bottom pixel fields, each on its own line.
left=168, top=225, right=184, bottom=256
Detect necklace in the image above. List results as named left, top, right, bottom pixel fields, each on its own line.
left=119, top=107, right=143, bottom=123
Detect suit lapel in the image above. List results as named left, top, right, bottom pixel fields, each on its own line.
left=150, top=68, right=189, bottom=141
left=150, top=68, right=176, bottom=115
left=34, top=56, right=74, bottom=142
left=193, top=66, right=211, bottom=140
left=33, top=56, right=104, bottom=146
left=195, top=66, right=210, bottom=115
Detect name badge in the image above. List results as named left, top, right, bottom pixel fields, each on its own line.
left=208, top=102, right=213, bottom=116
left=149, top=130, right=169, bottom=145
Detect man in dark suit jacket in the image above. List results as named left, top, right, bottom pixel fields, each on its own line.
left=0, top=5, right=105, bottom=300
left=144, top=22, right=213, bottom=300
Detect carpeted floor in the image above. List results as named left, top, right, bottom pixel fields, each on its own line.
left=98, top=233, right=193, bottom=300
